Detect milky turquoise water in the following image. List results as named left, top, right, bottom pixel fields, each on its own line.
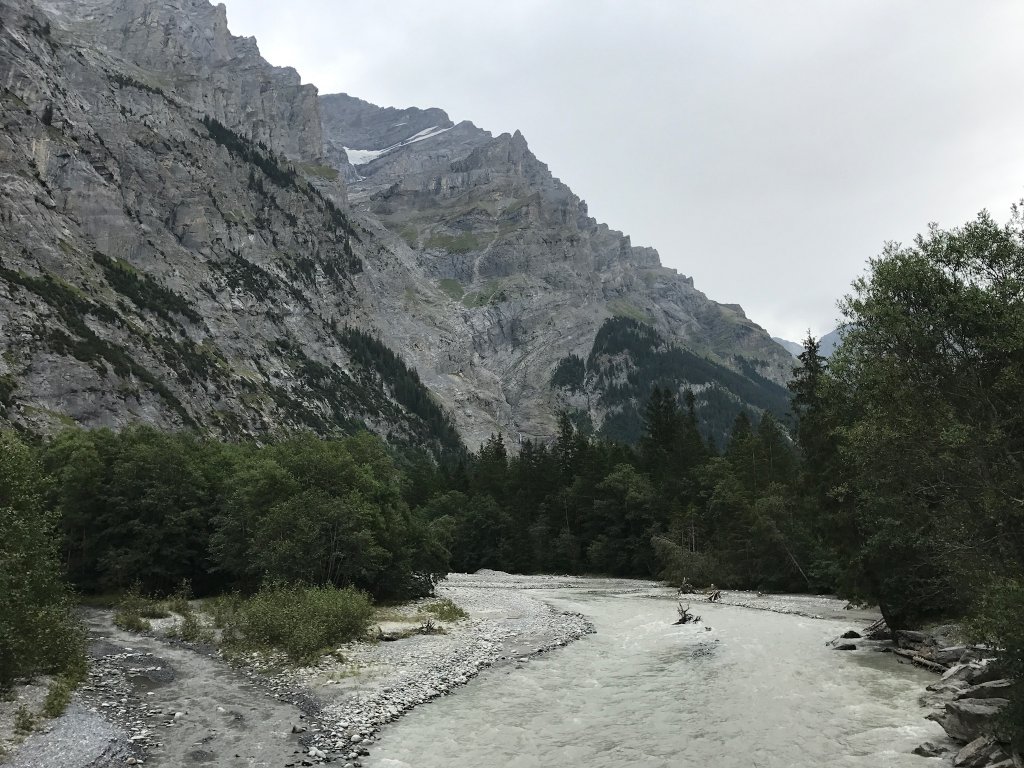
left=367, top=584, right=946, bottom=768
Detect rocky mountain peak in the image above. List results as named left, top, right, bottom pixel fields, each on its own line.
left=317, top=90, right=794, bottom=446
left=40, top=0, right=326, bottom=164
left=0, top=0, right=795, bottom=451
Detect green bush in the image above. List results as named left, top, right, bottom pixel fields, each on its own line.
left=205, top=593, right=243, bottom=629
left=651, top=535, right=720, bottom=589
left=113, top=584, right=152, bottom=632
left=171, top=611, right=213, bottom=644
left=222, top=584, right=373, bottom=665
left=969, top=579, right=1024, bottom=750
left=0, top=432, right=86, bottom=689
left=424, top=598, right=468, bottom=622
left=42, top=665, right=86, bottom=719
left=165, top=580, right=193, bottom=615
left=14, top=706, right=34, bottom=734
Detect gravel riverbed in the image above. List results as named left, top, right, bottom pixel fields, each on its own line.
left=2, top=575, right=902, bottom=767
left=289, top=571, right=603, bottom=764
left=2, top=571, right=604, bottom=767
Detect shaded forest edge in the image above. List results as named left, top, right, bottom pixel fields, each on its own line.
left=1, top=207, right=1022, bottom=751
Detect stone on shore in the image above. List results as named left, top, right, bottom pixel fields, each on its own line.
left=927, top=698, right=1010, bottom=743
left=955, top=680, right=1017, bottom=701
left=913, top=741, right=950, bottom=757
left=953, top=736, right=1011, bottom=768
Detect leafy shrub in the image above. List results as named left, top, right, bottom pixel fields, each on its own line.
left=969, top=579, right=1024, bottom=750
left=205, top=593, right=243, bottom=629
left=221, top=584, right=373, bottom=665
left=424, top=598, right=468, bottom=622
left=43, top=664, right=86, bottom=719
left=14, top=706, right=34, bottom=734
left=651, top=536, right=720, bottom=589
left=172, top=611, right=213, bottom=644
left=0, top=432, right=86, bottom=689
left=165, top=580, right=193, bottom=615
left=113, top=584, right=152, bottom=632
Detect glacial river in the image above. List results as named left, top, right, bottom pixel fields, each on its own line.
left=367, top=583, right=946, bottom=768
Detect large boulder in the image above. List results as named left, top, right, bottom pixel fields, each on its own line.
left=955, top=680, right=1018, bottom=701
left=954, top=737, right=1010, bottom=768
left=943, top=661, right=1007, bottom=687
left=933, top=646, right=969, bottom=665
left=928, top=698, right=1010, bottom=743
left=927, top=679, right=969, bottom=695
left=895, top=629, right=931, bottom=649
left=913, top=742, right=951, bottom=758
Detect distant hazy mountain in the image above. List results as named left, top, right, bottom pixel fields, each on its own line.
left=818, top=327, right=843, bottom=356
left=772, top=337, right=804, bottom=357
left=774, top=328, right=844, bottom=359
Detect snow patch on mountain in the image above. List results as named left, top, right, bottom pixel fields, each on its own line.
left=344, top=125, right=452, bottom=166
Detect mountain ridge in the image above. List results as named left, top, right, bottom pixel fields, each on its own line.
left=1, top=0, right=795, bottom=449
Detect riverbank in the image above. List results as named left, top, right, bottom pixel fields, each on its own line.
left=362, top=579, right=945, bottom=767
left=1, top=572, right=599, bottom=767
left=4, top=576, right=1013, bottom=767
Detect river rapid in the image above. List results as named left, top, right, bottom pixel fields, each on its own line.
left=367, top=580, right=946, bottom=768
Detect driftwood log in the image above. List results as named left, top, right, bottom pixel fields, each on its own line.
left=893, top=647, right=948, bottom=674
left=675, top=602, right=702, bottom=625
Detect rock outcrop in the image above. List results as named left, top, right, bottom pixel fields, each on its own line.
left=320, top=94, right=795, bottom=446
left=1, top=0, right=795, bottom=450
left=930, top=698, right=1013, bottom=744
left=39, top=0, right=329, bottom=165
left=0, top=0, right=456, bottom=451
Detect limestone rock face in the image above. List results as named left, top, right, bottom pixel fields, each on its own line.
left=320, top=94, right=794, bottom=447
left=1, top=0, right=795, bottom=451
left=0, top=0, right=454, bottom=450
left=39, top=0, right=328, bottom=165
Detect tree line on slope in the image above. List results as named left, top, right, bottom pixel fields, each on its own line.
left=554, top=316, right=794, bottom=447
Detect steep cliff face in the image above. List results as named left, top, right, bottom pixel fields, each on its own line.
left=319, top=94, right=795, bottom=447
left=38, top=0, right=328, bottom=166
left=0, top=0, right=459, bottom=453
left=0, top=0, right=793, bottom=452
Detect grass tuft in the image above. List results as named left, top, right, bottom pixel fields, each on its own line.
left=424, top=598, right=468, bottom=622
left=14, top=705, right=34, bottom=734
left=113, top=584, right=152, bottom=632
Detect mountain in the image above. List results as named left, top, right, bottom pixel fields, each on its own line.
left=818, top=327, right=843, bottom=356
left=557, top=318, right=792, bottom=445
left=773, top=327, right=844, bottom=359
left=772, top=337, right=805, bottom=357
left=0, top=0, right=461, bottom=455
left=317, top=94, right=794, bottom=446
left=0, top=0, right=795, bottom=450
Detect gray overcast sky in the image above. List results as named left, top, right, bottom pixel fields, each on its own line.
left=221, top=0, right=1024, bottom=341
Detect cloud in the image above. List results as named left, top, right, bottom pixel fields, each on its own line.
left=223, top=0, right=1024, bottom=339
